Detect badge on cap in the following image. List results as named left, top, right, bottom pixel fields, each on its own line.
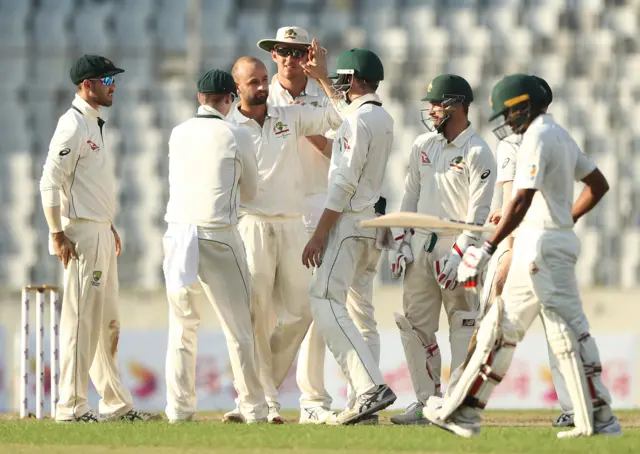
left=284, top=28, right=297, bottom=39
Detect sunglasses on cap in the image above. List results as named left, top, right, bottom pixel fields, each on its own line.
left=274, top=47, right=308, bottom=59
left=91, top=76, right=116, bottom=86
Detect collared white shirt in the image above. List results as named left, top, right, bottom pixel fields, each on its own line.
left=164, top=105, right=258, bottom=228
left=40, top=94, right=117, bottom=223
left=229, top=99, right=343, bottom=217
left=325, top=93, right=394, bottom=213
left=267, top=75, right=333, bottom=198
left=401, top=124, right=496, bottom=243
left=514, top=114, right=596, bottom=230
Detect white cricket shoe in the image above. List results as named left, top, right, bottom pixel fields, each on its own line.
left=333, top=385, right=396, bottom=426
left=299, top=407, right=338, bottom=425
left=557, top=416, right=622, bottom=439
left=390, top=402, right=429, bottom=425
left=56, top=409, right=103, bottom=423
left=423, top=407, right=481, bottom=438
left=268, top=406, right=284, bottom=424
left=103, top=408, right=163, bottom=422
left=222, top=407, right=246, bottom=424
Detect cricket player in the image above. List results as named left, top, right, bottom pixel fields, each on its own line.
left=259, top=26, right=383, bottom=425
left=300, top=43, right=397, bottom=425
left=425, top=74, right=621, bottom=438
left=390, top=75, right=496, bottom=425
left=223, top=55, right=344, bottom=423
left=484, top=76, right=574, bottom=428
left=39, top=54, right=160, bottom=422
left=162, top=69, right=268, bottom=424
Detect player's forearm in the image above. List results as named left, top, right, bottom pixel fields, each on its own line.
left=488, top=190, right=532, bottom=247
left=42, top=205, right=64, bottom=234
left=572, top=170, right=609, bottom=223
left=313, top=208, right=341, bottom=239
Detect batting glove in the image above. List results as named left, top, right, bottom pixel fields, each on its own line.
left=457, top=241, right=497, bottom=288
left=390, top=228, right=414, bottom=280
left=434, top=243, right=464, bottom=291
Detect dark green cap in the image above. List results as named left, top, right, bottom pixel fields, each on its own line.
left=489, top=74, right=547, bottom=121
left=532, top=75, right=553, bottom=106
left=70, top=54, right=124, bottom=85
left=197, top=69, right=237, bottom=95
left=328, top=48, right=384, bottom=81
left=421, top=74, right=473, bottom=104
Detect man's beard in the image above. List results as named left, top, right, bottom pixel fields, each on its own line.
left=246, top=92, right=268, bottom=106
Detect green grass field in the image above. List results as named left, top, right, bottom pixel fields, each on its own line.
left=1, top=410, right=639, bottom=453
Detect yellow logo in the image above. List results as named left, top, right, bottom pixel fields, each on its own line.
left=427, top=81, right=433, bottom=93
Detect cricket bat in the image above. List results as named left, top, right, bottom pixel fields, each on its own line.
left=359, top=212, right=496, bottom=233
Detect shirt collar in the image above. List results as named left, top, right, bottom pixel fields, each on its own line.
left=197, top=105, right=225, bottom=118
left=72, top=94, right=101, bottom=120
left=271, top=75, right=320, bottom=100
left=349, top=93, right=382, bottom=110
left=449, top=123, right=476, bottom=148
left=529, top=113, right=552, bottom=128
left=232, top=103, right=279, bottom=124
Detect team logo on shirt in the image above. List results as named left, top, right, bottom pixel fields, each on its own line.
left=87, top=140, right=100, bottom=151
left=92, top=271, right=102, bottom=287
left=480, top=169, right=491, bottom=180
left=449, top=156, right=464, bottom=171
left=421, top=151, right=431, bottom=165
left=502, top=157, right=510, bottom=169
left=59, top=148, right=71, bottom=157
left=273, top=121, right=291, bottom=138
left=529, top=261, right=539, bottom=275
left=529, top=164, right=538, bottom=180
left=342, top=137, right=351, bottom=151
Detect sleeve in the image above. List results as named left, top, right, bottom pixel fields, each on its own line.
left=325, top=116, right=371, bottom=212
left=514, top=134, right=545, bottom=190
left=574, top=149, right=597, bottom=182
left=399, top=140, right=421, bottom=213
left=456, top=144, right=497, bottom=252
left=235, top=129, right=259, bottom=203
left=496, top=140, right=518, bottom=184
left=296, top=100, right=344, bottom=137
left=39, top=115, right=84, bottom=208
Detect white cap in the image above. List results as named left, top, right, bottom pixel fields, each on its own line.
left=257, top=26, right=313, bottom=52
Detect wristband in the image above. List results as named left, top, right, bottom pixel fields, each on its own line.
left=482, top=241, right=497, bottom=256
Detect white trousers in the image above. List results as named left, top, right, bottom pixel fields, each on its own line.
left=402, top=231, right=478, bottom=400
left=484, top=245, right=573, bottom=413
left=238, top=215, right=313, bottom=408
left=309, top=211, right=385, bottom=399
left=501, top=229, right=612, bottom=413
left=56, top=220, right=133, bottom=420
left=163, top=228, right=267, bottom=421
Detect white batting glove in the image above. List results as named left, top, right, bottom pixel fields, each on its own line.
left=457, top=242, right=496, bottom=288
left=390, top=228, right=414, bottom=280
left=434, top=244, right=464, bottom=291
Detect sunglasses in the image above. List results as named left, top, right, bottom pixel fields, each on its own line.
left=274, top=47, right=308, bottom=59
left=91, top=76, right=115, bottom=86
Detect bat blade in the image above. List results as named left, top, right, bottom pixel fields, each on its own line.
left=360, top=212, right=496, bottom=233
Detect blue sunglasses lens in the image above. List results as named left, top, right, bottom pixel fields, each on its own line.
left=101, top=76, right=115, bottom=86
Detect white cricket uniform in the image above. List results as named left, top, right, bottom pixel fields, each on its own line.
left=229, top=100, right=343, bottom=409
left=501, top=114, right=612, bottom=417
left=267, top=77, right=381, bottom=410
left=39, top=94, right=133, bottom=421
left=399, top=125, right=495, bottom=403
left=309, top=93, right=393, bottom=401
left=162, top=105, right=267, bottom=422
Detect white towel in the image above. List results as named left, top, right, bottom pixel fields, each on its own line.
left=162, top=223, right=200, bottom=292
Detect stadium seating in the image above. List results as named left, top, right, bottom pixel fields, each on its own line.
left=0, top=0, right=635, bottom=289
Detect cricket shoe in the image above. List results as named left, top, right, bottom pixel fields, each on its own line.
left=333, top=385, right=397, bottom=425
left=299, top=407, right=338, bottom=425
left=56, top=409, right=103, bottom=423
left=268, top=406, right=284, bottom=424
left=169, top=414, right=199, bottom=424
left=552, top=412, right=575, bottom=428
left=390, top=401, right=429, bottom=425
left=355, top=414, right=379, bottom=425
left=222, top=407, right=245, bottom=424
left=103, top=409, right=163, bottom=422
left=557, top=416, right=622, bottom=439
left=423, top=406, right=481, bottom=438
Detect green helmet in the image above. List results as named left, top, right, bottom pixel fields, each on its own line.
left=532, top=75, right=553, bottom=107
left=420, top=74, right=473, bottom=133
left=329, top=48, right=384, bottom=82
left=489, top=74, right=547, bottom=140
